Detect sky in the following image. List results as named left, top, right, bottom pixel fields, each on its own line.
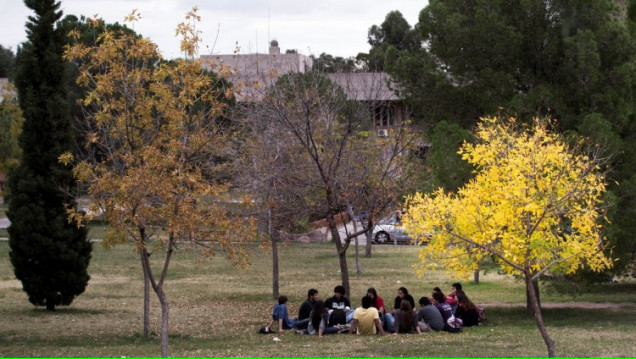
left=2, top=0, right=428, bottom=59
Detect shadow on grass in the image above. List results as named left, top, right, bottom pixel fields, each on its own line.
left=487, top=306, right=636, bottom=329
left=14, top=307, right=111, bottom=316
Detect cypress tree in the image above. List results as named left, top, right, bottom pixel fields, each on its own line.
left=7, top=0, right=91, bottom=311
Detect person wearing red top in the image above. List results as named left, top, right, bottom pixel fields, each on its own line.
left=367, top=287, right=396, bottom=332
left=366, top=287, right=386, bottom=314
left=445, top=283, right=461, bottom=308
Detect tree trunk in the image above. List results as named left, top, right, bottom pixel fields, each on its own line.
left=526, top=277, right=541, bottom=314
left=364, top=228, right=373, bottom=258
left=354, top=236, right=362, bottom=274
left=142, top=252, right=151, bottom=337
left=327, top=214, right=350, bottom=296
left=157, top=288, right=170, bottom=358
left=526, top=273, right=555, bottom=357
left=271, top=232, right=280, bottom=300
left=365, top=219, right=373, bottom=257
left=473, top=268, right=480, bottom=284
left=139, top=227, right=151, bottom=337
left=267, top=209, right=280, bottom=299
left=46, top=299, right=55, bottom=311
left=346, top=206, right=362, bottom=275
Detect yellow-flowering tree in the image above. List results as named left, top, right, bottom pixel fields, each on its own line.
left=62, top=8, right=255, bottom=358
left=403, top=117, right=612, bottom=358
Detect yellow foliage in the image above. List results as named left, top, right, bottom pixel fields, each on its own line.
left=63, top=8, right=257, bottom=267
left=404, top=117, right=612, bottom=280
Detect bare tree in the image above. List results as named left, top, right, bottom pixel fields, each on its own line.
left=239, top=71, right=419, bottom=295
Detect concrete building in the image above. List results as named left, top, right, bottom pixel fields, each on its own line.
left=200, top=41, right=411, bottom=134
left=200, top=40, right=313, bottom=77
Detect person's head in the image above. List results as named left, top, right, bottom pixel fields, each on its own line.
left=311, top=300, right=327, bottom=330
left=397, top=286, right=409, bottom=298
left=313, top=300, right=326, bottom=314
left=432, top=291, right=445, bottom=304
left=451, top=282, right=462, bottom=294
left=367, top=287, right=378, bottom=299
left=333, top=285, right=346, bottom=299
left=278, top=295, right=288, bottom=305
left=419, top=296, right=432, bottom=307
left=400, top=299, right=413, bottom=312
left=361, top=295, right=372, bottom=309
left=456, top=290, right=476, bottom=309
left=307, top=288, right=319, bottom=302
left=433, top=287, right=443, bottom=294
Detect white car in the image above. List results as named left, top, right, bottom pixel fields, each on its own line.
left=372, top=214, right=415, bottom=245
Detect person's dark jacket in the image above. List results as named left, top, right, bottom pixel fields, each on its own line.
left=298, top=299, right=314, bottom=320
left=455, top=305, right=479, bottom=327
left=393, top=294, right=415, bottom=310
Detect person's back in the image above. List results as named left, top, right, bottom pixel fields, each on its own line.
left=455, top=290, right=479, bottom=327
left=271, top=296, right=295, bottom=331
left=394, top=301, right=418, bottom=334
left=455, top=305, right=479, bottom=327
left=432, top=291, right=453, bottom=323
left=417, top=297, right=444, bottom=331
left=350, top=296, right=384, bottom=335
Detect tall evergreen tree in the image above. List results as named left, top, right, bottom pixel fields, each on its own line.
left=7, top=0, right=91, bottom=311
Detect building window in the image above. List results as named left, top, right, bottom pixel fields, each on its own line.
left=372, top=104, right=396, bottom=127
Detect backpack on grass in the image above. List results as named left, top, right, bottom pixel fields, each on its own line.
left=477, top=306, right=486, bottom=323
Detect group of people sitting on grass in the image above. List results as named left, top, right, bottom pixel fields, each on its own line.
left=265, top=282, right=484, bottom=337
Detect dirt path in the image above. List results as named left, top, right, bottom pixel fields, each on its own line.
left=482, top=302, right=636, bottom=311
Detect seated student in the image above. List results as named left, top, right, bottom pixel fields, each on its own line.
left=367, top=288, right=386, bottom=316
left=431, top=291, right=453, bottom=324
left=325, top=285, right=353, bottom=325
left=393, top=286, right=416, bottom=311
left=271, top=295, right=296, bottom=332
left=295, top=288, right=319, bottom=330
left=349, top=296, right=386, bottom=335
left=387, top=286, right=415, bottom=333
left=445, top=283, right=461, bottom=311
left=417, top=296, right=445, bottom=332
left=454, top=290, right=479, bottom=327
left=394, top=300, right=420, bottom=334
left=307, top=300, right=339, bottom=337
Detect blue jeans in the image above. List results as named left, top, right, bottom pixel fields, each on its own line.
left=383, top=313, right=395, bottom=333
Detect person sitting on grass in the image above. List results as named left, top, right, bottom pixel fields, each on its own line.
left=295, top=288, right=319, bottom=330
left=445, top=282, right=461, bottom=311
left=307, top=300, right=340, bottom=337
left=394, top=300, right=421, bottom=334
left=349, top=295, right=386, bottom=335
left=431, top=291, right=453, bottom=324
left=454, top=290, right=479, bottom=327
left=417, top=296, right=444, bottom=332
left=271, top=295, right=296, bottom=332
left=325, top=285, right=353, bottom=325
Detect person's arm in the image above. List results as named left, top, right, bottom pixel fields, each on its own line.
left=349, top=318, right=358, bottom=334
left=278, top=318, right=283, bottom=333
left=374, top=318, right=386, bottom=335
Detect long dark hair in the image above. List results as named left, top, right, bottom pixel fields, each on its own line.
left=311, top=300, right=327, bottom=332
left=456, top=290, right=476, bottom=310
left=367, top=287, right=380, bottom=308
left=397, top=300, right=414, bottom=333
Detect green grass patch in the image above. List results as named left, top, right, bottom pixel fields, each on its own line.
left=0, top=241, right=634, bottom=357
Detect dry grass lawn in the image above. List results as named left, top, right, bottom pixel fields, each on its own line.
left=0, top=240, right=635, bottom=357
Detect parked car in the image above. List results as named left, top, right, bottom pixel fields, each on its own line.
left=372, top=213, right=415, bottom=245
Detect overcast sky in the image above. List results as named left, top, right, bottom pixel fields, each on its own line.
left=2, top=0, right=428, bottom=59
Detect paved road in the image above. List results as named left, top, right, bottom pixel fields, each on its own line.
left=327, top=220, right=369, bottom=245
